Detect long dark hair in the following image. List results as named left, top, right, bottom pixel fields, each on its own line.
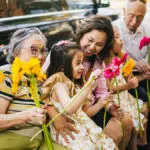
left=47, top=41, right=83, bottom=86
left=76, top=15, right=114, bottom=65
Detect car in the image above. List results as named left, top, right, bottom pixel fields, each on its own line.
left=0, top=0, right=119, bottom=65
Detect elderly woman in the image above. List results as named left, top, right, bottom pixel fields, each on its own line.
left=0, top=28, right=70, bottom=150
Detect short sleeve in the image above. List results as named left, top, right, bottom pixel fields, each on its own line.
left=0, top=70, right=14, bottom=101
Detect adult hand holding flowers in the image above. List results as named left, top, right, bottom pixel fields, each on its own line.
left=135, top=59, right=150, bottom=73
left=22, top=107, right=47, bottom=125
left=98, top=92, right=114, bottom=107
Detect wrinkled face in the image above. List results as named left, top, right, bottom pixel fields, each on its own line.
left=80, top=29, right=107, bottom=57
left=113, top=27, right=123, bottom=54
left=124, top=1, right=146, bottom=32
left=72, top=51, right=84, bottom=80
left=17, top=34, right=47, bottom=65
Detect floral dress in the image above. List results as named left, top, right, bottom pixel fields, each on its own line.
left=44, top=72, right=117, bottom=150
left=112, top=74, right=145, bottom=131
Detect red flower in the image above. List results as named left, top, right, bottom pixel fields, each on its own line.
left=112, top=53, right=128, bottom=67
left=139, top=36, right=150, bottom=50
left=112, top=57, right=120, bottom=66
left=104, top=54, right=128, bottom=80
left=119, top=53, right=128, bottom=64
left=104, top=64, right=120, bottom=79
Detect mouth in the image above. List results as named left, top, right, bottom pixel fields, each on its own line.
left=84, top=48, right=95, bottom=56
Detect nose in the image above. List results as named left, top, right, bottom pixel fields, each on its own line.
left=131, top=16, right=138, bottom=25
left=80, top=63, right=84, bottom=70
left=37, top=53, right=45, bottom=64
left=119, top=38, right=124, bottom=47
left=89, top=43, right=96, bottom=51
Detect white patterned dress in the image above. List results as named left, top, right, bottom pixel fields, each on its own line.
left=45, top=72, right=117, bottom=150
left=112, top=74, right=145, bottom=131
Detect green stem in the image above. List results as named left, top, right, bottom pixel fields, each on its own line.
left=146, top=79, right=150, bottom=110
left=134, top=88, right=142, bottom=137
left=147, top=45, right=150, bottom=110
left=114, top=77, right=125, bottom=145
left=30, top=75, right=54, bottom=150
left=114, top=77, right=120, bottom=107
left=148, top=45, right=150, bottom=64
left=31, top=76, right=95, bottom=141
left=103, top=108, right=107, bottom=130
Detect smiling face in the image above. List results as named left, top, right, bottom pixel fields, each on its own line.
left=124, top=1, right=146, bottom=32
left=17, top=34, right=47, bottom=65
left=72, top=51, right=84, bottom=80
left=79, top=29, right=107, bottom=57
left=113, top=27, right=124, bottom=54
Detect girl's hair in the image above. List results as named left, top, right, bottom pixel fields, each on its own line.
left=7, top=27, right=47, bottom=64
left=47, top=41, right=84, bottom=85
left=76, top=15, right=114, bottom=65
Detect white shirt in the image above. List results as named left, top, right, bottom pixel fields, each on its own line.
left=113, top=17, right=150, bottom=61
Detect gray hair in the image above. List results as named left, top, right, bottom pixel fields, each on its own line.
left=7, top=27, right=47, bottom=63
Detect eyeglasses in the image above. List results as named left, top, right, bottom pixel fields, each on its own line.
left=128, top=0, right=147, bottom=4
left=30, top=44, right=48, bottom=57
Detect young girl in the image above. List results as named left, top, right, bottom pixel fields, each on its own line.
left=42, top=41, right=117, bottom=150
left=105, top=27, right=149, bottom=150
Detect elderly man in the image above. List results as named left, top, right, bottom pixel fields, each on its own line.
left=113, top=0, right=150, bottom=149
left=113, top=0, right=149, bottom=63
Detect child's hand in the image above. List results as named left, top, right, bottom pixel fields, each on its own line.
left=89, top=69, right=101, bottom=81
left=98, top=92, right=113, bottom=106
left=53, top=115, right=78, bottom=143
left=127, top=76, right=138, bottom=89
left=109, top=104, right=124, bottom=119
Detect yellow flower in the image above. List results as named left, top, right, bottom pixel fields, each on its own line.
left=11, top=57, right=46, bottom=93
left=0, top=71, right=5, bottom=84
left=11, top=57, right=22, bottom=93
left=122, top=58, right=136, bottom=76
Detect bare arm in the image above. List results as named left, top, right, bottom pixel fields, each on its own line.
left=82, top=100, right=104, bottom=117
left=136, top=71, right=150, bottom=82
left=54, top=81, right=93, bottom=115
left=107, top=77, right=138, bottom=93
left=83, top=93, right=113, bottom=117
left=0, top=97, right=26, bottom=130
left=0, top=97, right=46, bottom=131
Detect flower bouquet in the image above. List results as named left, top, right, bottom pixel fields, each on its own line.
left=11, top=57, right=53, bottom=150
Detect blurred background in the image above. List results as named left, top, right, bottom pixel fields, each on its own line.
left=0, top=0, right=150, bottom=65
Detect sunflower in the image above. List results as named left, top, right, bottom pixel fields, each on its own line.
left=122, top=58, right=135, bottom=77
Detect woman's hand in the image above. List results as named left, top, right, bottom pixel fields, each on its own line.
left=141, top=71, right=150, bottom=80
left=109, top=103, right=124, bottom=119
left=135, top=59, right=150, bottom=73
left=53, top=115, right=78, bottom=143
left=98, top=92, right=113, bottom=107
left=21, top=107, right=47, bottom=125
left=127, top=76, right=138, bottom=89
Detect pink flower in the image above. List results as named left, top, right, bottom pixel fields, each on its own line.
left=104, top=54, right=128, bottom=80
left=112, top=53, right=128, bottom=67
left=56, top=40, right=69, bottom=46
left=139, top=36, right=150, bottom=50
left=104, top=64, right=120, bottom=79
left=119, top=53, right=128, bottom=64
left=112, top=57, right=120, bottom=66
